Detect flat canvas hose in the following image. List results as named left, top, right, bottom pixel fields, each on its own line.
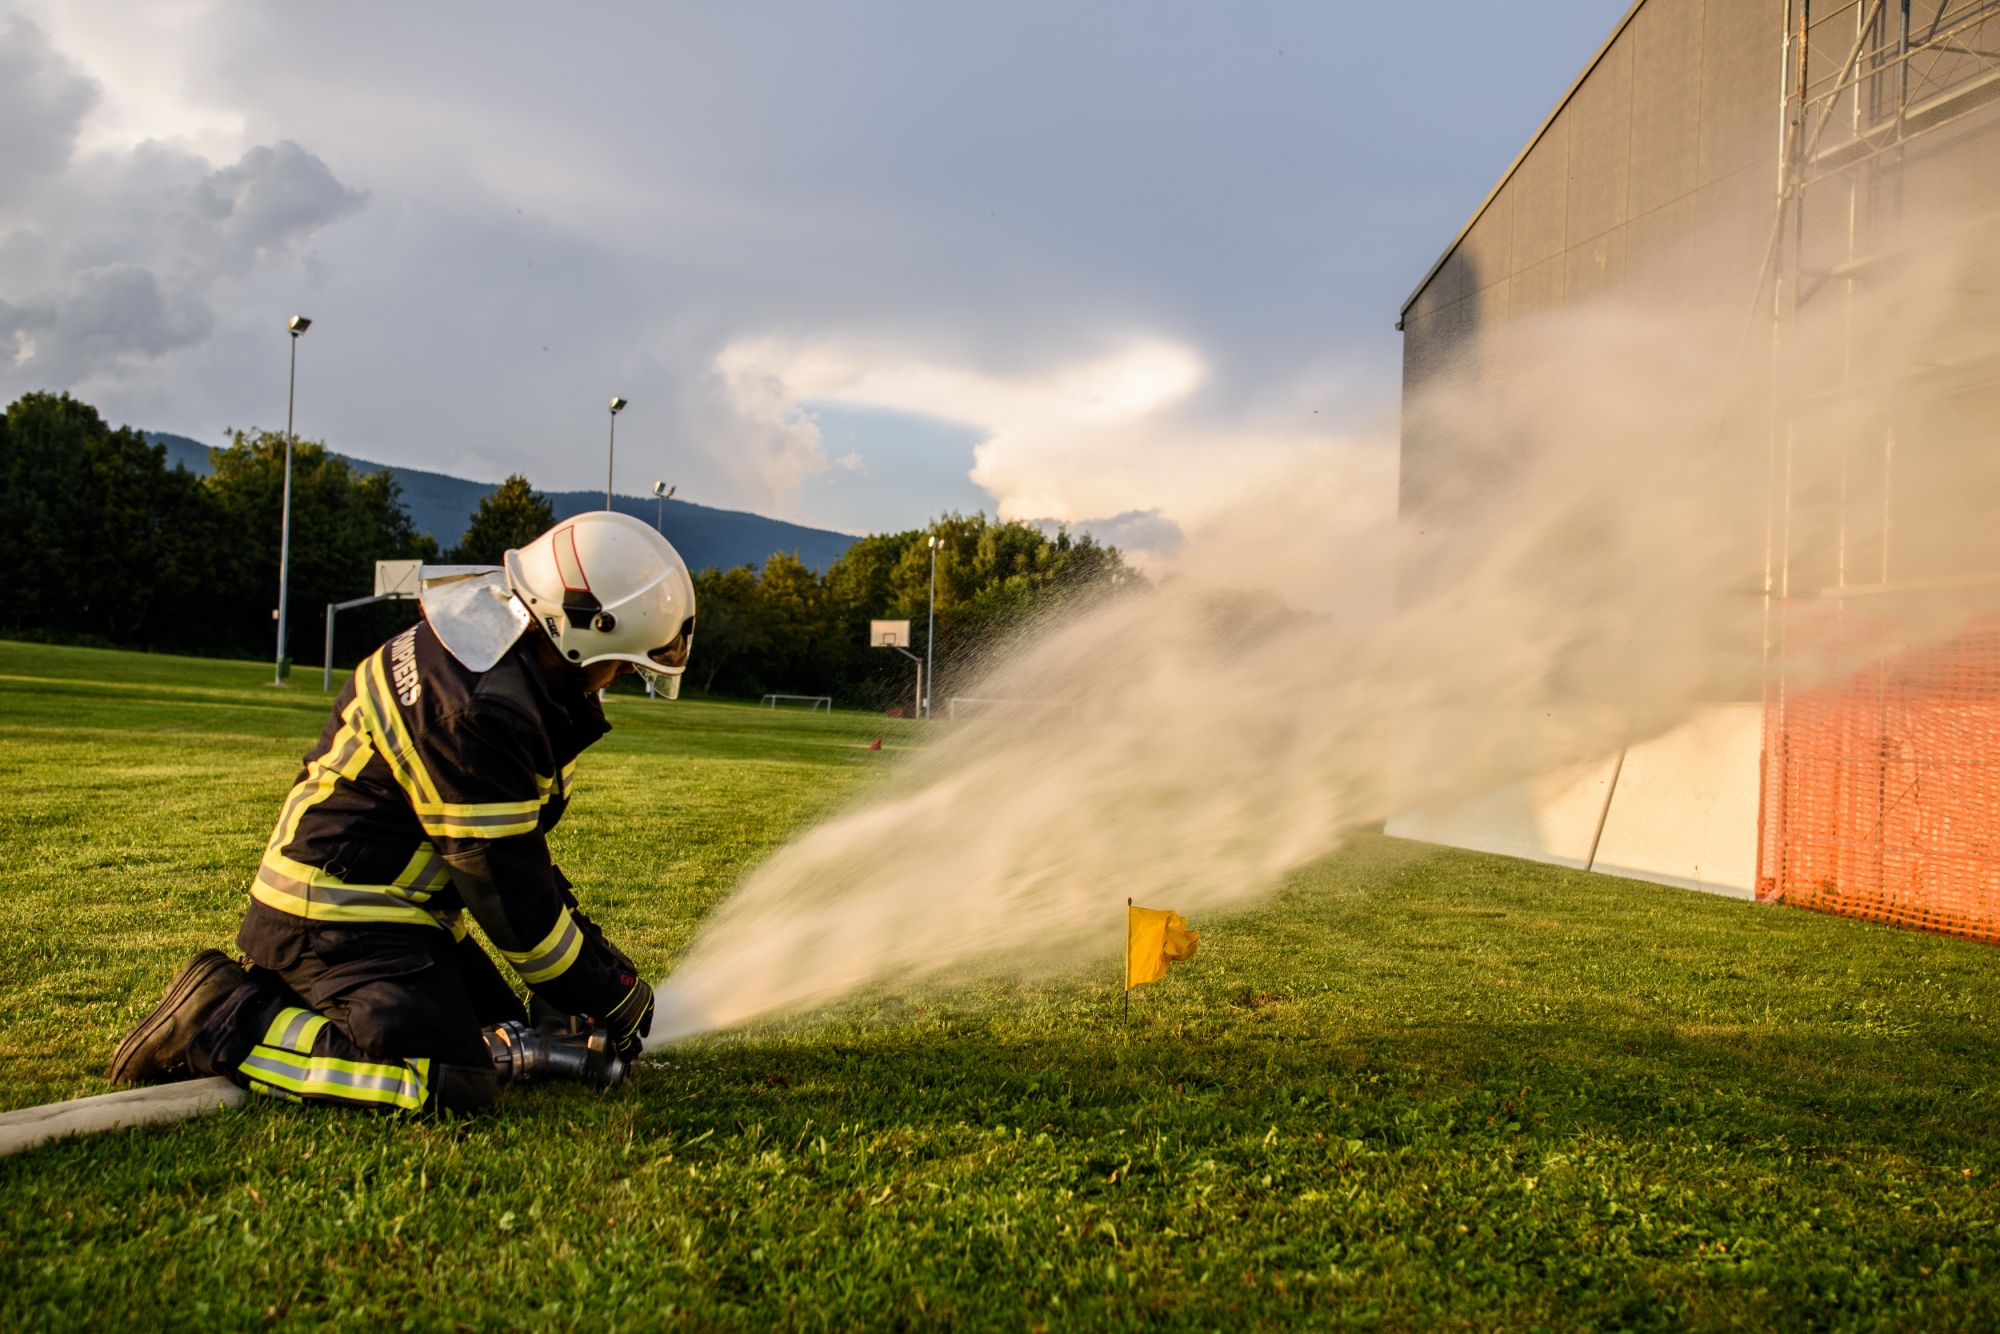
left=0, top=1078, right=245, bottom=1158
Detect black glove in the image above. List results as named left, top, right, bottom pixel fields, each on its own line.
left=603, top=974, right=654, bottom=1062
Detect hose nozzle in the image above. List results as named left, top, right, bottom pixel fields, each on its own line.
left=483, top=1019, right=628, bottom=1088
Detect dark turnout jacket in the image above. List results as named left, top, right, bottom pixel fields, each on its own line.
left=237, top=620, right=641, bottom=1024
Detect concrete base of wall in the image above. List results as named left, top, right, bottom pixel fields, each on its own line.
left=1384, top=704, right=1763, bottom=898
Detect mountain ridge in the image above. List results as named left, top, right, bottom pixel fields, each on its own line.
left=145, top=432, right=855, bottom=573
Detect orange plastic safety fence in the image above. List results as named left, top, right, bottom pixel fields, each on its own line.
left=1759, top=616, right=2000, bottom=941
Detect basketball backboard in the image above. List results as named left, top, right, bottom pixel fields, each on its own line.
left=374, top=559, right=423, bottom=598
left=870, top=619, right=911, bottom=648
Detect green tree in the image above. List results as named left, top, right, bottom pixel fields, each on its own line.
left=0, top=392, right=221, bottom=651
left=449, top=474, right=555, bottom=564
left=687, top=565, right=768, bottom=695
left=205, top=429, right=438, bottom=664
left=0, top=391, right=466, bottom=664
left=817, top=512, right=1139, bottom=704
left=0, top=388, right=1138, bottom=687
left=755, top=551, right=846, bottom=692
left=678, top=515, right=1141, bottom=706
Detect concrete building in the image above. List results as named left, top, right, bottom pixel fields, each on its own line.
left=1388, top=1, right=2000, bottom=937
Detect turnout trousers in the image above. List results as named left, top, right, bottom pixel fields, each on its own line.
left=189, top=906, right=527, bottom=1113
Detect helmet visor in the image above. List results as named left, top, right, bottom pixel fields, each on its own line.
left=647, top=617, right=695, bottom=672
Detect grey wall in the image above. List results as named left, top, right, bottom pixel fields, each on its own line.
left=1398, top=0, right=1784, bottom=519
left=1397, top=0, right=2000, bottom=595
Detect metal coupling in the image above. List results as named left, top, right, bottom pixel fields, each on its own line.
left=483, top=1019, right=628, bottom=1088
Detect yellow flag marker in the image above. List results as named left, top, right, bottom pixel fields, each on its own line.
left=1125, top=901, right=1199, bottom=1018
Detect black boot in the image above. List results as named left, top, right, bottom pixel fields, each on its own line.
left=106, top=950, right=248, bottom=1084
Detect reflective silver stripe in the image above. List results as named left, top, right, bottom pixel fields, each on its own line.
left=238, top=1047, right=428, bottom=1109
left=240, top=1052, right=407, bottom=1097
left=278, top=1009, right=319, bottom=1052
left=354, top=653, right=437, bottom=804
left=321, top=720, right=369, bottom=777
left=405, top=847, right=451, bottom=894
left=256, top=862, right=424, bottom=912
left=272, top=708, right=370, bottom=832
left=513, top=915, right=580, bottom=980
left=429, top=806, right=540, bottom=831
left=252, top=855, right=452, bottom=930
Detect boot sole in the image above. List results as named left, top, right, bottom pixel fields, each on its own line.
left=106, top=950, right=243, bottom=1084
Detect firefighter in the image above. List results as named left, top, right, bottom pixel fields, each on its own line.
left=106, top=511, right=695, bottom=1112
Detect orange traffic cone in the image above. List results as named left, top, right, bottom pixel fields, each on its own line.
left=866, top=738, right=882, bottom=751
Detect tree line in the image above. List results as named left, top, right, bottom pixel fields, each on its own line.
left=0, top=391, right=1137, bottom=701
left=691, top=513, right=1136, bottom=708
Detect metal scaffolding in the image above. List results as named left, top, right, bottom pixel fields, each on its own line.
left=1760, top=0, right=2000, bottom=924
left=1786, top=0, right=2000, bottom=194
left=1766, top=0, right=2000, bottom=619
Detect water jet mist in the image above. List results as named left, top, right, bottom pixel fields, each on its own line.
left=647, top=221, right=2000, bottom=1047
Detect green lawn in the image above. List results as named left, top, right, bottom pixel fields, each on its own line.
left=3, top=639, right=1999, bottom=1331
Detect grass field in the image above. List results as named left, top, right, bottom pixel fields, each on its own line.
left=4, top=638, right=2000, bottom=1331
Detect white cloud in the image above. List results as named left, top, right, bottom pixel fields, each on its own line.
left=0, top=17, right=366, bottom=392
left=712, top=333, right=1375, bottom=531
left=0, top=15, right=96, bottom=201
left=709, top=337, right=832, bottom=515
left=13, top=0, right=244, bottom=160
left=0, top=1, right=1629, bottom=532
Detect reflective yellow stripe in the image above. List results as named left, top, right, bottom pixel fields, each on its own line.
left=243, top=1006, right=430, bottom=1109
left=400, top=844, right=452, bottom=896
left=251, top=846, right=457, bottom=930
left=252, top=690, right=460, bottom=929
left=262, top=1006, right=329, bottom=1054
left=351, top=648, right=547, bottom=840
left=262, top=699, right=375, bottom=863
left=499, top=907, right=585, bottom=984
left=414, top=801, right=541, bottom=840
left=536, top=761, right=579, bottom=801
left=239, top=1047, right=429, bottom=1111
left=354, top=649, right=443, bottom=808
left=263, top=642, right=561, bottom=923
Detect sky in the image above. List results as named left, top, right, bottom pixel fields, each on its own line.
left=0, top=1, right=1631, bottom=544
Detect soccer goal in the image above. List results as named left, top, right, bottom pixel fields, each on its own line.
left=761, top=695, right=833, bottom=712
left=946, top=697, right=1078, bottom=721
left=321, top=560, right=427, bottom=691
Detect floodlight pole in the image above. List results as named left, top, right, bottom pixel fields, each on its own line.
left=653, top=480, right=674, bottom=533
left=605, top=397, right=627, bottom=510
left=274, top=316, right=311, bottom=686
left=924, top=535, right=940, bottom=719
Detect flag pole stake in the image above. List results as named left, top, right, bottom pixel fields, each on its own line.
left=1123, top=897, right=1131, bottom=1025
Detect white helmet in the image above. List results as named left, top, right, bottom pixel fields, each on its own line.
left=505, top=511, right=696, bottom=696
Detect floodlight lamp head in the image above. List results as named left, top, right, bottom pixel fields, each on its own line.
left=288, top=315, right=311, bottom=335
left=608, top=396, right=628, bottom=414
left=652, top=481, right=667, bottom=497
